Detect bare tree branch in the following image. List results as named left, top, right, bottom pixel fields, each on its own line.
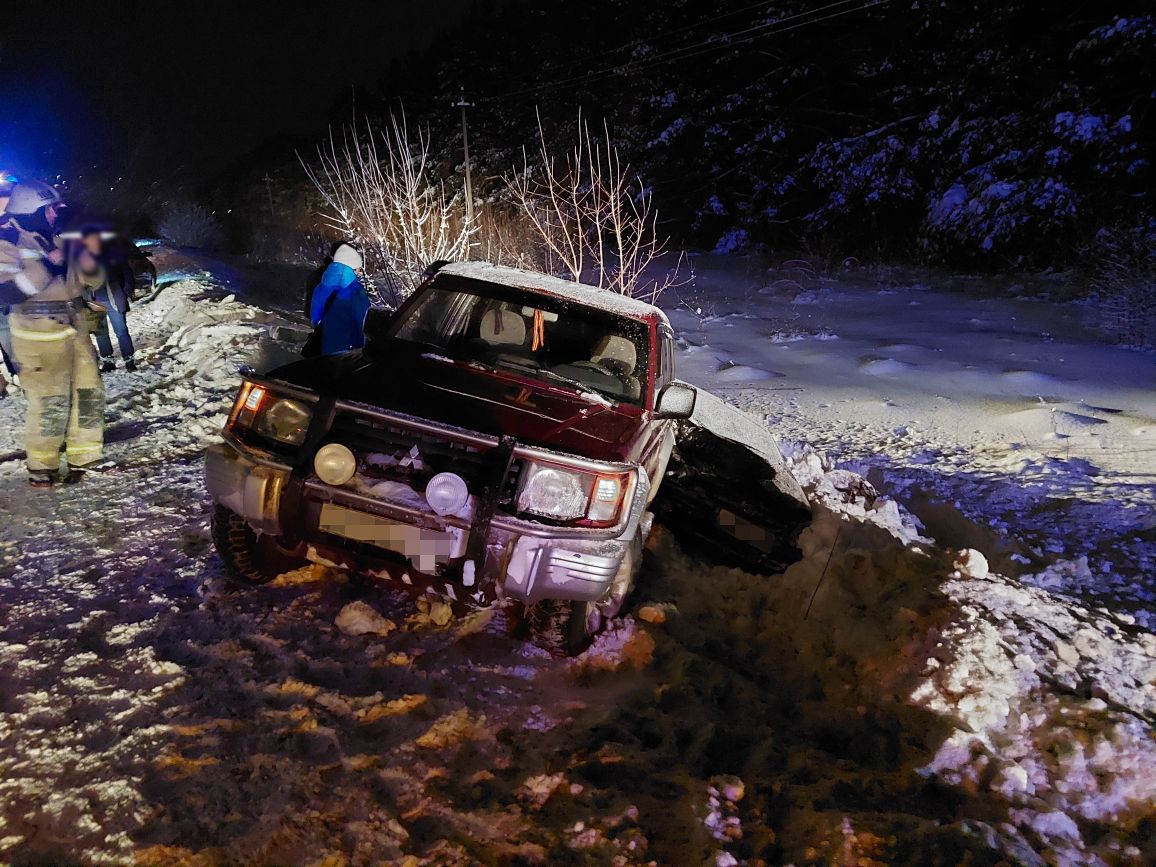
left=505, top=112, right=687, bottom=301
left=301, top=111, right=474, bottom=305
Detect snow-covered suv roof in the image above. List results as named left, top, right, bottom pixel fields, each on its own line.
left=435, top=261, right=670, bottom=325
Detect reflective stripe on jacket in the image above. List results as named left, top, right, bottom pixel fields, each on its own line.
left=0, top=225, right=66, bottom=300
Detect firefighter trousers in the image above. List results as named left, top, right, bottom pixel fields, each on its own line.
left=10, top=318, right=105, bottom=473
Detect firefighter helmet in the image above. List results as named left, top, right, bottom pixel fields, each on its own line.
left=5, top=180, right=64, bottom=215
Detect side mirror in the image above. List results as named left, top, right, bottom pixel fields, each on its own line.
left=654, top=381, right=696, bottom=419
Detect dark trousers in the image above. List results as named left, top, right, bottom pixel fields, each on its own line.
left=94, top=307, right=135, bottom=360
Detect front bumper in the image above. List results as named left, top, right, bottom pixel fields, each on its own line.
left=204, top=441, right=290, bottom=536
left=204, top=439, right=650, bottom=606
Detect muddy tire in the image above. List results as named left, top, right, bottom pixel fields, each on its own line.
left=211, top=504, right=306, bottom=585
left=526, top=599, right=597, bottom=656
left=526, top=539, right=639, bottom=656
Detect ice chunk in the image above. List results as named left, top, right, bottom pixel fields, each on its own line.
left=953, top=548, right=989, bottom=580
left=335, top=602, right=397, bottom=637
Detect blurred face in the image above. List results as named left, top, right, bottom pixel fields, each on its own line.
left=82, top=234, right=103, bottom=256
left=77, top=249, right=99, bottom=274
left=44, top=204, right=61, bottom=227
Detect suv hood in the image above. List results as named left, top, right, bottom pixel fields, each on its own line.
left=272, top=350, right=645, bottom=463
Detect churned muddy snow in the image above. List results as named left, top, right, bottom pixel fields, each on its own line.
left=0, top=252, right=1153, bottom=865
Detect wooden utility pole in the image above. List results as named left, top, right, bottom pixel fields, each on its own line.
left=262, top=173, right=276, bottom=219
left=453, top=89, right=475, bottom=227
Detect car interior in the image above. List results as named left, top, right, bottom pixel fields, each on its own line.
left=397, top=289, right=650, bottom=404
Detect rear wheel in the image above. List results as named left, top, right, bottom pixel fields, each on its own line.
left=211, top=504, right=306, bottom=585
left=526, top=537, right=640, bottom=656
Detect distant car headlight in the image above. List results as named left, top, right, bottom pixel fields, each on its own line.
left=314, top=443, right=357, bottom=486
left=516, top=461, right=632, bottom=525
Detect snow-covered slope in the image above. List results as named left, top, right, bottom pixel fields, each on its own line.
left=670, top=256, right=1156, bottom=624
left=0, top=259, right=1152, bottom=865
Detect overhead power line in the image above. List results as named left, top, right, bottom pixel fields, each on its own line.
left=479, top=0, right=890, bottom=105
left=606, top=1, right=893, bottom=82
left=583, top=0, right=801, bottom=65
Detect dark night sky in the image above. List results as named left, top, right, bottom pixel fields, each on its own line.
left=0, top=0, right=473, bottom=185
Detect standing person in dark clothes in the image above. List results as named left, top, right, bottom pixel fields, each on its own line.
left=77, top=229, right=137, bottom=372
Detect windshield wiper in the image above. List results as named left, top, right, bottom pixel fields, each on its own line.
left=423, top=350, right=616, bottom=406
left=533, top=368, right=616, bottom=405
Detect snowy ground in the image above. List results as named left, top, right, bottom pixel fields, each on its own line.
left=671, top=256, right=1156, bottom=624
left=0, top=252, right=1152, bottom=865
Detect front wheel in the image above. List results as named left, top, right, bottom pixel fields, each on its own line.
left=526, top=538, right=640, bottom=656
left=210, top=504, right=306, bottom=585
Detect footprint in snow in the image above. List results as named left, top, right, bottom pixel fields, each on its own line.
left=859, top=357, right=915, bottom=375
left=714, top=362, right=785, bottom=382
left=1000, top=369, right=1068, bottom=395
left=877, top=341, right=937, bottom=354
left=1052, top=410, right=1109, bottom=428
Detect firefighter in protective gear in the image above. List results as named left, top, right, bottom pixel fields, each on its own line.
left=0, top=172, right=20, bottom=390
left=0, top=181, right=106, bottom=486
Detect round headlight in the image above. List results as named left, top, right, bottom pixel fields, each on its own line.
left=425, top=472, right=469, bottom=517
left=314, top=443, right=357, bottom=486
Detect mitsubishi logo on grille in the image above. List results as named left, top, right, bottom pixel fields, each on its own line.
left=399, top=445, right=424, bottom=470
left=365, top=444, right=425, bottom=474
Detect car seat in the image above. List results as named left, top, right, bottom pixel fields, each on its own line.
left=478, top=307, right=526, bottom=346
left=590, top=335, right=641, bottom=399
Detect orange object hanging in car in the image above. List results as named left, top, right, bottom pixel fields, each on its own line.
left=531, top=309, right=546, bottom=351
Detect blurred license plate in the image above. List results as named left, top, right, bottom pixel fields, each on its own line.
left=318, top=504, right=464, bottom=572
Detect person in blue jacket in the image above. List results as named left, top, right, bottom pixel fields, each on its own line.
left=308, top=243, right=370, bottom=355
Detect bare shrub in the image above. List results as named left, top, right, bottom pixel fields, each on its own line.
left=302, top=112, right=472, bottom=305
left=156, top=200, right=224, bottom=249
left=506, top=112, right=684, bottom=303
left=471, top=201, right=546, bottom=272
left=1082, top=225, right=1156, bottom=348
left=1098, top=286, right=1156, bottom=349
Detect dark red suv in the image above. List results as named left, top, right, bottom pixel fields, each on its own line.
left=206, top=262, right=705, bottom=652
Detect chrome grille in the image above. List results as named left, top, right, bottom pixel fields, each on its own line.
left=327, top=410, right=521, bottom=503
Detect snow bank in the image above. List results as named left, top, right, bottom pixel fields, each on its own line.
left=636, top=429, right=1155, bottom=862
left=794, top=451, right=1156, bottom=860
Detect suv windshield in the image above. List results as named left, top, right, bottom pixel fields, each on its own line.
left=393, top=278, right=651, bottom=405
